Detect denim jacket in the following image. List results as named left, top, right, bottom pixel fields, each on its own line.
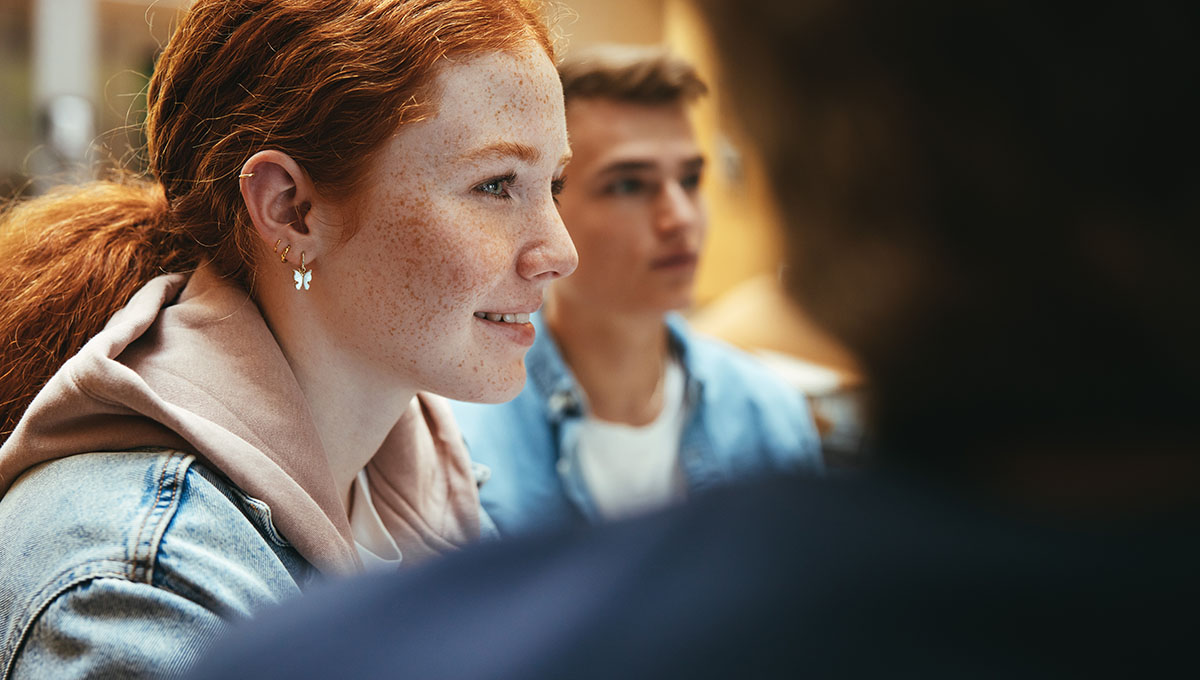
left=0, top=449, right=312, bottom=679
left=451, top=313, right=823, bottom=536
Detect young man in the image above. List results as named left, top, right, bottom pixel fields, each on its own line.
left=451, top=45, right=822, bottom=535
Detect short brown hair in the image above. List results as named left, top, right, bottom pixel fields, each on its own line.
left=559, top=44, right=708, bottom=105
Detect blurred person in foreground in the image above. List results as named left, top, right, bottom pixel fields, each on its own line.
left=451, top=45, right=822, bottom=536
left=186, top=1, right=1200, bottom=677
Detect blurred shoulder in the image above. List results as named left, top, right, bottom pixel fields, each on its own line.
left=672, top=314, right=806, bottom=405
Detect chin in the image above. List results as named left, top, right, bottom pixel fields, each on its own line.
left=436, top=364, right=527, bottom=404
left=646, top=293, right=694, bottom=315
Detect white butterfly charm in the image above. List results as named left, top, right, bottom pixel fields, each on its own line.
left=293, top=268, right=311, bottom=290
left=293, top=252, right=312, bottom=291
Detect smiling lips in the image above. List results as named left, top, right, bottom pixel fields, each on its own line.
left=474, top=309, right=536, bottom=347
left=650, top=252, right=698, bottom=270
left=473, top=311, right=532, bottom=324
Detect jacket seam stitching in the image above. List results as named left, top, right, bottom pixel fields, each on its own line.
left=218, top=481, right=291, bottom=548
left=128, top=452, right=195, bottom=584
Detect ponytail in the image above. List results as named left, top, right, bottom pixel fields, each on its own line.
left=0, top=178, right=199, bottom=436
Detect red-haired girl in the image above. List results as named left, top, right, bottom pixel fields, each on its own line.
left=0, top=1, right=575, bottom=675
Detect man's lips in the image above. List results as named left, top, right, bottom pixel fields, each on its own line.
left=650, top=252, right=699, bottom=269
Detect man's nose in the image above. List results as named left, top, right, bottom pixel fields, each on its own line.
left=654, top=181, right=702, bottom=235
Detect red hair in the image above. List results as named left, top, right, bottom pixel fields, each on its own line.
left=0, top=0, right=554, bottom=436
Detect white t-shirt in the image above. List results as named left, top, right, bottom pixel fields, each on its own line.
left=575, top=358, right=688, bottom=521
left=349, top=468, right=403, bottom=570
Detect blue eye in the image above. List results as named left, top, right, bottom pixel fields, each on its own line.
left=477, top=174, right=515, bottom=199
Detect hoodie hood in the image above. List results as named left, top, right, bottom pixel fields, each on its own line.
left=0, top=268, right=481, bottom=574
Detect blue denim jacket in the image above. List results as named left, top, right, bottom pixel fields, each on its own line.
left=0, top=449, right=313, bottom=679
left=451, top=313, right=823, bottom=536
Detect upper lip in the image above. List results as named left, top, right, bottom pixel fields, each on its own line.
left=475, top=299, right=543, bottom=315
left=650, top=251, right=698, bottom=268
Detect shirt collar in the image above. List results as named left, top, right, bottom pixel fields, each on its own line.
left=528, top=312, right=705, bottom=422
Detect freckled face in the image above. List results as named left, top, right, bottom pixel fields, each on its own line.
left=315, top=44, right=576, bottom=403
left=552, top=99, right=707, bottom=316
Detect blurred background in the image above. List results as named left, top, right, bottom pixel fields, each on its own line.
left=0, top=0, right=865, bottom=459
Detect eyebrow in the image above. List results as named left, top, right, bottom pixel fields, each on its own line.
left=461, top=141, right=572, bottom=167
left=597, top=155, right=706, bottom=176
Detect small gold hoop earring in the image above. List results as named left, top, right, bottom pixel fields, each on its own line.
left=293, top=252, right=312, bottom=291
left=238, top=172, right=254, bottom=179
left=272, top=238, right=281, bottom=253
left=280, top=244, right=291, bottom=263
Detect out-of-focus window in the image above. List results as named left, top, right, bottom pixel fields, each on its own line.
left=0, top=0, right=183, bottom=197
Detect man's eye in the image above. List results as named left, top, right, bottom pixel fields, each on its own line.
left=609, top=178, right=645, bottom=195
left=680, top=172, right=703, bottom=191
left=477, top=175, right=514, bottom=198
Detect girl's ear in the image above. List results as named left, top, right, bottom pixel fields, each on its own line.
left=238, top=150, right=334, bottom=264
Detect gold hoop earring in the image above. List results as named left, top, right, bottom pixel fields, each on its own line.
left=280, top=244, right=291, bottom=263
left=272, top=238, right=281, bottom=253
left=238, top=172, right=254, bottom=179
left=293, top=252, right=312, bottom=291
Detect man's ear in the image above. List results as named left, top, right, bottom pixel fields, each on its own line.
left=239, top=150, right=323, bottom=264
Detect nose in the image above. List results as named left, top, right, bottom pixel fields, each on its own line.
left=516, top=204, right=578, bottom=282
left=654, top=181, right=703, bottom=236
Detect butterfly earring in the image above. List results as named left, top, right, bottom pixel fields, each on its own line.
left=293, top=252, right=312, bottom=291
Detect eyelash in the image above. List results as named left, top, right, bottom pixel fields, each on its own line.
left=475, top=174, right=568, bottom=204
left=551, top=176, right=566, bottom=205
left=476, top=174, right=517, bottom=199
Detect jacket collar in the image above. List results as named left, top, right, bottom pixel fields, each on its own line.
left=527, top=311, right=703, bottom=424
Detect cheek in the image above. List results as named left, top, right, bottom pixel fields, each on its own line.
left=563, top=202, right=611, bottom=247
left=574, top=205, right=647, bottom=261
left=383, top=203, right=513, bottom=313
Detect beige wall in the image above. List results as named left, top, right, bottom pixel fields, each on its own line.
left=94, top=0, right=186, bottom=172
left=552, top=0, right=665, bottom=50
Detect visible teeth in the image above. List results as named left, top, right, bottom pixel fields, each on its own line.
left=475, top=311, right=532, bottom=324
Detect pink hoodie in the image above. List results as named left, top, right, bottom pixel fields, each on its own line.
left=0, top=267, right=481, bottom=574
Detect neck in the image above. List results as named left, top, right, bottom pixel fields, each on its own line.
left=259, top=283, right=415, bottom=514
left=546, top=289, right=671, bottom=426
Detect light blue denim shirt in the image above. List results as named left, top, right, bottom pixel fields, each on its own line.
left=0, top=449, right=313, bottom=679
left=452, top=312, right=823, bottom=537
